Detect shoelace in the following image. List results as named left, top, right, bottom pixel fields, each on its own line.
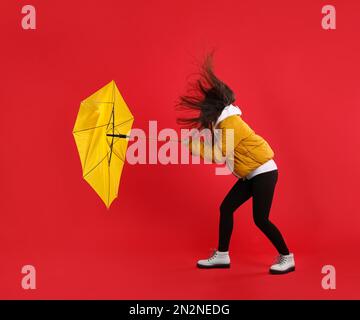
left=208, top=248, right=218, bottom=261
left=275, top=255, right=288, bottom=265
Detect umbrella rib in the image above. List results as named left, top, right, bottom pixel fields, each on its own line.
left=73, top=117, right=134, bottom=134
left=83, top=153, right=109, bottom=179
left=104, top=133, right=126, bottom=163
left=73, top=123, right=111, bottom=133
left=78, top=117, right=134, bottom=177
left=82, top=137, right=123, bottom=178
left=74, top=117, right=132, bottom=171
left=73, top=100, right=115, bottom=133
left=107, top=162, right=111, bottom=207
left=80, top=117, right=111, bottom=172
left=107, top=82, right=116, bottom=165
left=111, top=149, right=126, bottom=164
left=113, top=117, right=134, bottom=129
left=107, top=82, right=116, bottom=207
left=106, top=108, right=115, bottom=165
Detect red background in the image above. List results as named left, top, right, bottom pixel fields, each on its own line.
left=0, top=0, right=359, bottom=299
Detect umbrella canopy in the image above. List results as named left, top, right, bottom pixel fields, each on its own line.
left=73, top=80, right=134, bottom=208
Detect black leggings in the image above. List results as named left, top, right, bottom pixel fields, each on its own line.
left=218, top=169, right=289, bottom=255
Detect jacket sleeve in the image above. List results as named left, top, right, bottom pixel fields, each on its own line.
left=219, top=115, right=253, bottom=156
left=187, top=137, right=224, bottom=163
left=185, top=115, right=248, bottom=162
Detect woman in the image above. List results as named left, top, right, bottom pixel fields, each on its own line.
left=177, top=54, right=295, bottom=274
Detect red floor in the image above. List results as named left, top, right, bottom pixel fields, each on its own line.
left=2, top=242, right=358, bottom=299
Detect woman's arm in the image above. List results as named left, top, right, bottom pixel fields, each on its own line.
left=186, top=136, right=224, bottom=163
left=184, top=115, right=248, bottom=163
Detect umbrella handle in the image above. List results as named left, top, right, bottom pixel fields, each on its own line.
left=106, top=134, right=130, bottom=139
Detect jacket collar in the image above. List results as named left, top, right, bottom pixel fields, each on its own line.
left=214, top=104, right=242, bottom=127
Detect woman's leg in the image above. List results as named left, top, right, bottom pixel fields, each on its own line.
left=218, top=178, right=252, bottom=252
left=250, top=170, right=290, bottom=255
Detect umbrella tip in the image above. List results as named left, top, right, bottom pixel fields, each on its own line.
left=110, top=79, right=117, bottom=88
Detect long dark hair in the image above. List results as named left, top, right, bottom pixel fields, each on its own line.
left=176, top=54, right=235, bottom=130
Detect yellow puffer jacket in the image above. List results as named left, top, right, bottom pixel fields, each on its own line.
left=188, top=114, right=274, bottom=179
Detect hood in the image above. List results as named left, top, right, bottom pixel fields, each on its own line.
left=214, top=104, right=242, bottom=127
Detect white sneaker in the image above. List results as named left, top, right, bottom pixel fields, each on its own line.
left=269, top=253, right=295, bottom=274
left=197, top=249, right=230, bottom=269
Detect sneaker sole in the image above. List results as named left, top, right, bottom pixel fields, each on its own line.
left=269, top=266, right=295, bottom=275
left=197, top=263, right=230, bottom=269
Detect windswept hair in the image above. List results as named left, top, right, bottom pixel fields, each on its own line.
left=176, top=53, right=235, bottom=130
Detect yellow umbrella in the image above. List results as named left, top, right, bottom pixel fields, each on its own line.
left=73, top=80, right=134, bottom=208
